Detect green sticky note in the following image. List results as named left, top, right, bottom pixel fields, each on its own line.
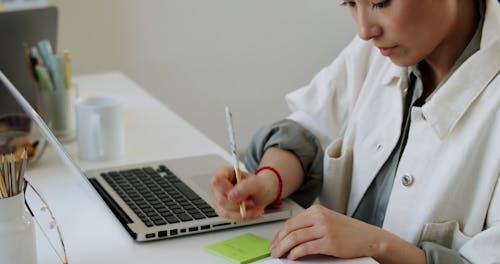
left=205, top=233, right=272, bottom=264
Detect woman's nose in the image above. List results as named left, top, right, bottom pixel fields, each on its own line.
left=356, top=10, right=382, bottom=40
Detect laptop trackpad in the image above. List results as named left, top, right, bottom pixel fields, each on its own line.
left=188, top=174, right=213, bottom=202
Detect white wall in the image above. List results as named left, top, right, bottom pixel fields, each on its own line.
left=47, top=0, right=356, bottom=154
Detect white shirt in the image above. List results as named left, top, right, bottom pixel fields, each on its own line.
left=285, top=0, right=499, bottom=262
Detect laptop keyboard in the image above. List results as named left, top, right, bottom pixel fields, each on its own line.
left=100, top=165, right=218, bottom=227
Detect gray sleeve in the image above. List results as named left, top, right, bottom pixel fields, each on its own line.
left=420, top=242, right=465, bottom=264
left=244, top=119, right=323, bottom=208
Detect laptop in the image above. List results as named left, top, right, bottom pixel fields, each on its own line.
left=0, top=70, right=295, bottom=242
left=0, top=6, right=58, bottom=115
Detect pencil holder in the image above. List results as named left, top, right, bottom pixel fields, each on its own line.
left=38, top=85, right=77, bottom=143
left=0, top=193, right=37, bottom=264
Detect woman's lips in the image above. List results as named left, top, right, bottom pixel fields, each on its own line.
left=379, top=46, right=397, bottom=56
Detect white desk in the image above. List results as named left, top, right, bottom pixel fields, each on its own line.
left=29, top=72, right=376, bottom=264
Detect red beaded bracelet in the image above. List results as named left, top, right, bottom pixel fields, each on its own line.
left=255, top=166, right=283, bottom=206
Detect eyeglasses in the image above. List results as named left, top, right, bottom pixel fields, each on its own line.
left=24, top=178, right=69, bottom=264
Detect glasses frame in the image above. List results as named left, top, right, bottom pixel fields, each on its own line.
left=24, top=178, right=69, bottom=264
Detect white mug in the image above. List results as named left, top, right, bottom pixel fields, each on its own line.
left=75, top=96, right=124, bottom=161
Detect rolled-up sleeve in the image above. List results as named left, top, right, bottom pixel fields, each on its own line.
left=244, top=119, right=323, bottom=208
left=420, top=242, right=465, bottom=264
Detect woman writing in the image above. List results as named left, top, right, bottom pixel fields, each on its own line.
left=211, top=0, right=499, bottom=263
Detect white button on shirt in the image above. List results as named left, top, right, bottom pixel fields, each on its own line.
left=402, top=174, right=414, bottom=187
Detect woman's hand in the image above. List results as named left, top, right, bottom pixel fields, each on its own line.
left=270, top=204, right=426, bottom=263
left=270, top=204, right=382, bottom=259
left=210, top=166, right=278, bottom=221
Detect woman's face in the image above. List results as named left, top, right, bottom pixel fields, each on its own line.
left=343, top=0, right=459, bottom=66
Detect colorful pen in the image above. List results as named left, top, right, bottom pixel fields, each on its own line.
left=34, top=65, right=55, bottom=91
left=225, top=106, right=246, bottom=218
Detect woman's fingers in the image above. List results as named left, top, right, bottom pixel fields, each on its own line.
left=211, top=166, right=241, bottom=220
left=286, top=238, right=327, bottom=260
left=228, top=175, right=261, bottom=201
left=272, top=207, right=317, bottom=246
left=210, top=166, right=235, bottom=195
left=211, top=167, right=264, bottom=220
left=270, top=226, right=322, bottom=258
left=212, top=197, right=263, bottom=221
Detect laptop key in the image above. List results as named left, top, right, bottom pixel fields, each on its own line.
left=143, top=208, right=155, bottom=214
left=177, top=213, right=193, bottom=222
left=143, top=167, right=156, bottom=174
left=173, top=209, right=184, bottom=214
left=196, top=203, right=212, bottom=209
left=161, top=211, right=173, bottom=218
left=165, top=216, right=180, bottom=224
left=191, top=213, right=206, bottom=220
left=157, top=208, right=169, bottom=213
left=172, top=182, right=199, bottom=200
left=192, top=199, right=207, bottom=206
left=153, top=219, right=167, bottom=226
left=201, top=209, right=218, bottom=218
left=151, top=215, right=163, bottom=221
left=171, top=194, right=183, bottom=199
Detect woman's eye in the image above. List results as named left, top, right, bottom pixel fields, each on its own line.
left=371, top=0, right=390, bottom=9
left=340, top=1, right=356, bottom=8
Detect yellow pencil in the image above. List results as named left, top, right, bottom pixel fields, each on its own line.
left=0, top=156, right=9, bottom=198
left=63, top=49, right=72, bottom=89
left=0, top=172, right=7, bottom=198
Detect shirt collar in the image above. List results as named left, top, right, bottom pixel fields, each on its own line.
left=407, top=0, right=485, bottom=104
left=406, top=0, right=498, bottom=138
left=382, top=64, right=406, bottom=86
left=422, top=46, right=498, bottom=139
